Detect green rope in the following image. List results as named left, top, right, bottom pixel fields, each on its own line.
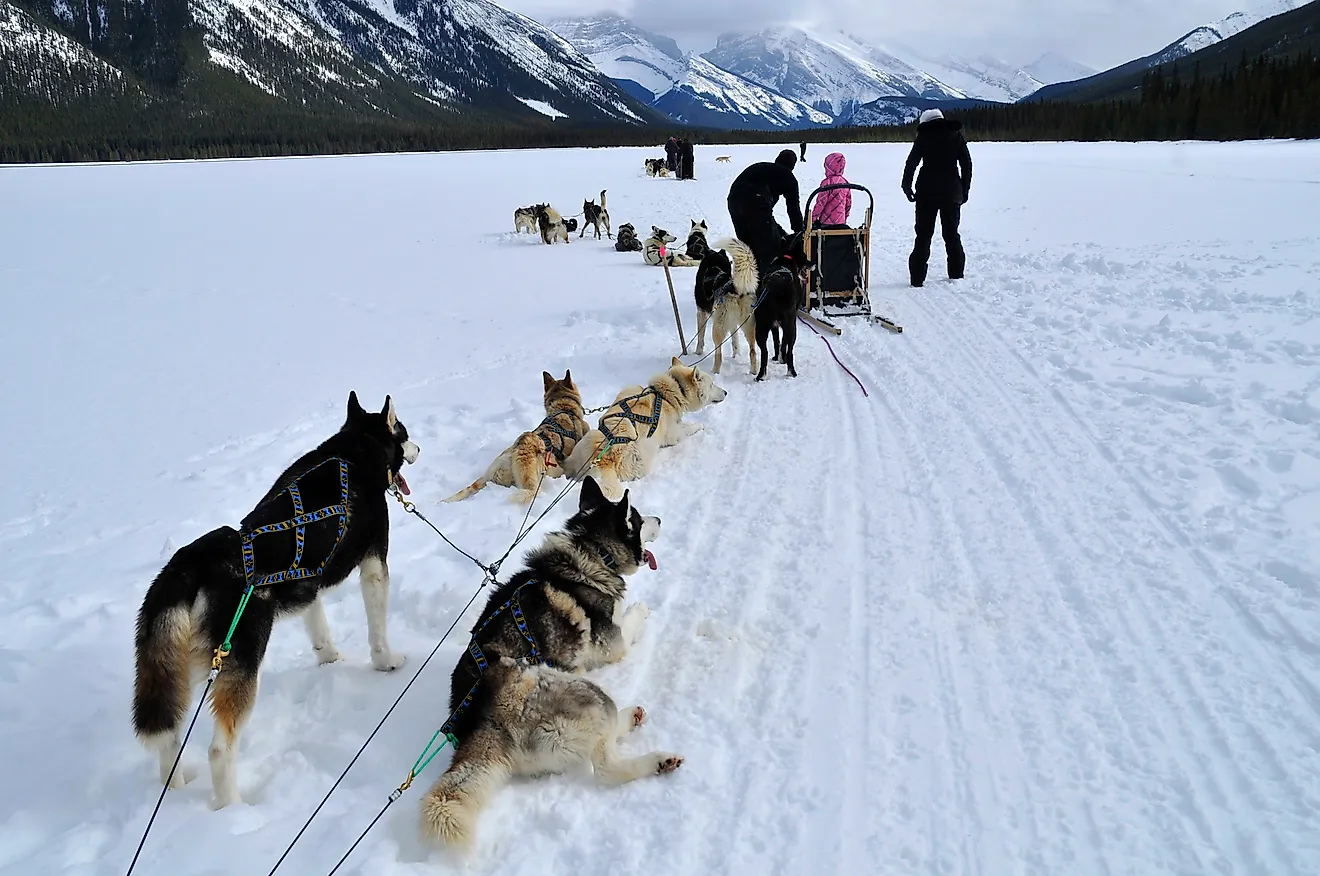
left=216, top=584, right=255, bottom=662
left=412, top=730, right=460, bottom=779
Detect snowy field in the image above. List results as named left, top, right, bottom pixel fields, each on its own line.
left=1, top=139, right=1318, bottom=876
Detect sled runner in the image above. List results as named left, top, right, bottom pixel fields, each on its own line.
left=800, top=183, right=902, bottom=335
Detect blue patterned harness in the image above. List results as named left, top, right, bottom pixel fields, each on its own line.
left=239, top=457, right=351, bottom=587
left=538, top=411, right=580, bottom=463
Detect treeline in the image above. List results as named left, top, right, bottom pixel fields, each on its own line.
left=939, top=51, right=1320, bottom=142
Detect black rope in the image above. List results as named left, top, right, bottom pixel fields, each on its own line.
left=324, top=797, right=398, bottom=876
left=263, top=578, right=490, bottom=876
left=124, top=674, right=216, bottom=876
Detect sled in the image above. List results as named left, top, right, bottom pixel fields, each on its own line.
left=800, top=183, right=902, bottom=334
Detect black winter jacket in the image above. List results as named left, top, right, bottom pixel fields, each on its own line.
left=728, top=161, right=804, bottom=232
left=902, top=118, right=973, bottom=205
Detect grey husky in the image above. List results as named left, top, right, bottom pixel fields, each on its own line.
left=420, top=476, right=678, bottom=848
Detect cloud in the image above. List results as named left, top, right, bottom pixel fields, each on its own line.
left=504, top=0, right=1245, bottom=70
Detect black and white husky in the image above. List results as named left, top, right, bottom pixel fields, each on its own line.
left=131, top=392, right=419, bottom=808
left=614, top=222, right=642, bottom=252
left=420, top=477, right=680, bottom=850
left=684, top=219, right=709, bottom=261
left=581, top=189, right=612, bottom=239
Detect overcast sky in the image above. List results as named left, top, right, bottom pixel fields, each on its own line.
left=503, top=0, right=1255, bottom=70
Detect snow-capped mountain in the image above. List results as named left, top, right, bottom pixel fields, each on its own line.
left=704, top=28, right=966, bottom=118
left=701, top=27, right=1072, bottom=116
left=549, top=14, right=831, bottom=129
left=7, top=0, right=647, bottom=124
left=1152, top=0, right=1302, bottom=63
left=1023, top=52, right=1097, bottom=85
left=0, top=0, right=133, bottom=103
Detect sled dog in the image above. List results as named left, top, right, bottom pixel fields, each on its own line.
left=581, top=190, right=612, bottom=239
left=755, top=231, right=814, bottom=381
left=614, top=222, right=643, bottom=253
left=132, top=392, right=419, bottom=808
left=420, top=658, right=682, bottom=850
left=684, top=219, right=710, bottom=261
left=644, top=158, right=669, bottom=177
left=423, top=476, right=673, bottom=848
left=563, top=358, right=727, bottom=500
left=536, top=205, right=570, bottom=245
left=644, top=227, right=699, bottom=267
left=698, top=238, right=761, bottom=375
left=513, top=204, right=544, bottom=234
left=443, top=370, right=589, bottom=504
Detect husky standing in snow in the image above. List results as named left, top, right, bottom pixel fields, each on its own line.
left=420, top=477, right=681, bottom=850
left=695, top=238, right=761, bottom=376
left=581, top=189, right=612, bottom=239
left=131, top=393, right=419, bottom=808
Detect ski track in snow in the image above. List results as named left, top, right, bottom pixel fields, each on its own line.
left=0, top=141, right=1318, bottom=876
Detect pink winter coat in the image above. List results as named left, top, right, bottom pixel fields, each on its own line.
left=811, top=152, right=852, bottom=226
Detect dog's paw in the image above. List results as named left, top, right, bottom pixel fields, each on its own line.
left=656, top=754, right=684, bottom=774
left=626, top=602, right=651, bottom=622
left=210, top=788, right=243, bottom=810
left=314, top=645, right=343, bottom=666
left=631, top=706, right=647, bottom=729
left=371, top=649, right=406, bottom=672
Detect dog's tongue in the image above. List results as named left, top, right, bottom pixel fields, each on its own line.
left=643, top=549, right=657, bottom=571
left=394, top=472, right=411, bottom=496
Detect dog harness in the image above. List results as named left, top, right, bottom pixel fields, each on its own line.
left=240, top=457, right=350, bottom=587
left=598, top=389, right=662, bottom=445
left=444, top=583, right=551, bottom=742
left=538, top=411, right=580, bottom=463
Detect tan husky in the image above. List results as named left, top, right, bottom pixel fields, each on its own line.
left=561, top=358, right=727, bottom=500
left=444, top=371, right=589, bottom=504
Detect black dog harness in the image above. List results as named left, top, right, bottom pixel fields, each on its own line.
left=599, top=389, right=663, bottom=445
left=538, top=411, right=580, bottom=463
left=445, top=583, right=552, bottom=741
left=240, top=457, right=350, bottom=587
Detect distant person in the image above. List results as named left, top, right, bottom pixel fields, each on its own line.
left=665, top=136, right=678, bottom=174
left=901, top=108, right=972, bottom=287
left=811, top=151, right=852, bottom=227
left=799, top=141, right=807, bottom=161
left=727, top=149, right=805, bottom=281
left=679, top=137, right=695, bottom=179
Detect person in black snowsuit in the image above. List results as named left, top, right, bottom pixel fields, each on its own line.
left=665, top=136, right=679, bottom=174
left=799, top=141, right=807, bottom=161
left=727, top=149, right=804, bottom=281
left=678, top=137, right=695, bottom=179
left=901, top=108, right=972, bottom=287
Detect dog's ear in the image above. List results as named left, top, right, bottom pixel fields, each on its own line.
left=619, top=490, right=632, bottom=529
left=671, top=356, right=682, bottom=367
left=543, top=371, right=555, bottom=392
left=563, top=368, right=573, bottom=385
left=383, top=395, right=397, bottom=429
left=347, top=391, right=366, bottom=421
left=579, top=476, right=608, bottom=510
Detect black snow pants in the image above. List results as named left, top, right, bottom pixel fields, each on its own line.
left=909, top=200, right=965, bottom=286
left=728, top=196, right=786, bottom=284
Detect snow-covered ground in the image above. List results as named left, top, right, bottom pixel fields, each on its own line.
left=1, top=139, right=1318, bottom=876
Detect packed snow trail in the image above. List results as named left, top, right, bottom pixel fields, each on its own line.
left=1, top=142, right=1317, bottom=876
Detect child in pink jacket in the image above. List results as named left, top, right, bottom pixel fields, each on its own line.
left=811, top=151, right=852, bottom=227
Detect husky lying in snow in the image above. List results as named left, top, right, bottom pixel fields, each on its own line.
left=615, top=222, right=642, bottom=252
left=421, top=477, right=679, bottom=850
left=644, top=226, right=699, bottom=267
left=563, top=358, right=726, bottom=500
left=132, top=393, right=419, bottom=808
left=444, top=370, right=589, bottom=504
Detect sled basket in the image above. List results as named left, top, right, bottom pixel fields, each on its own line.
left=800, top=183, right=902, bottom=334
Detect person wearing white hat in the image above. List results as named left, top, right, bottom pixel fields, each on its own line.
left=901, top=107, right=973, bottom=286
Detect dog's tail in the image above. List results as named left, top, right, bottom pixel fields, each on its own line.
left=444, top=456, right=502, bottom=502
left=714, top=238, right=758, bottom=295
left=133, top=548, right=207, bottom=746
left=599, top=189, right=607, bottom=210
left=419, top=729, right=512, bottom=848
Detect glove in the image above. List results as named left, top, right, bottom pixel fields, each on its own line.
left=961, top=190, right=969, bottom=205
left=903, top=186, right=915, bottom=203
